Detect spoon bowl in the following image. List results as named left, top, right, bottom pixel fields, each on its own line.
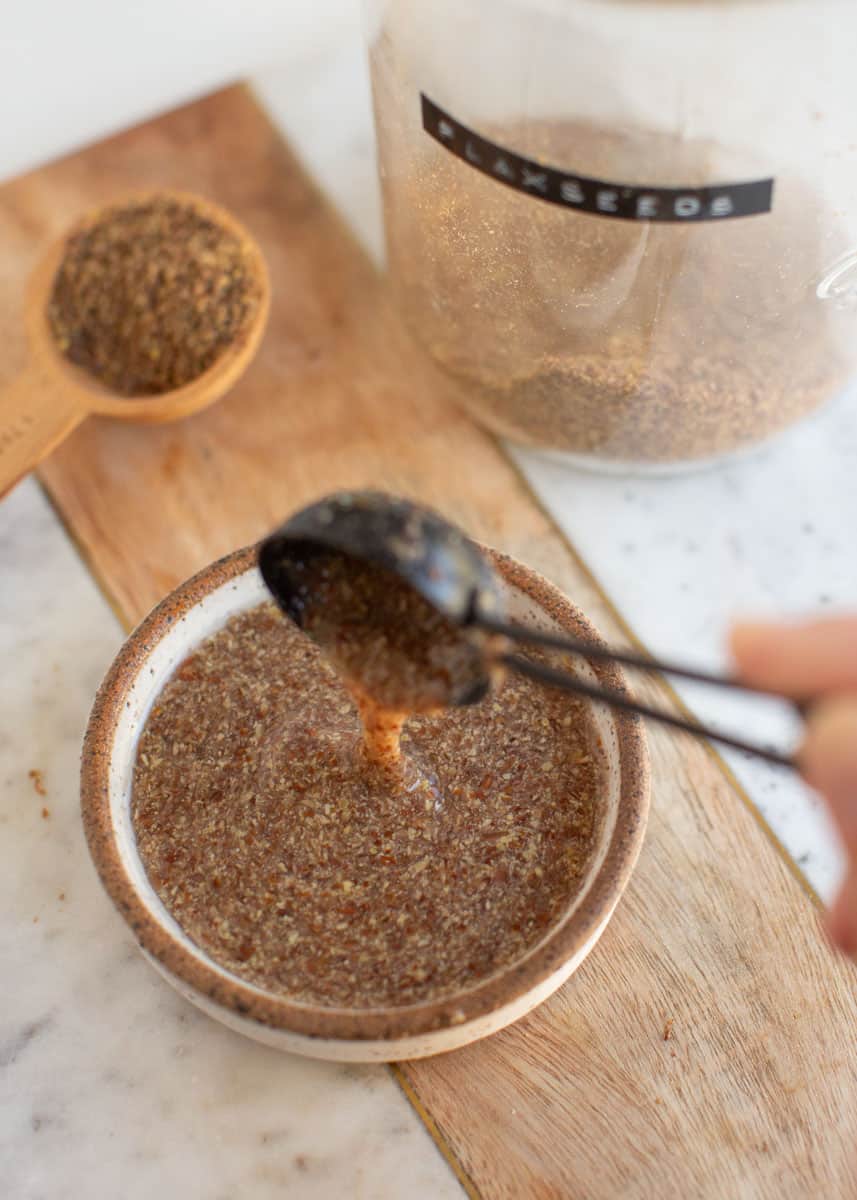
left=258, top=491, right=504, bottom=627
left=259, top=491, right=508, bottom=711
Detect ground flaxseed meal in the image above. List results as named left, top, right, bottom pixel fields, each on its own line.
left=48, top=197, right=261, bottom=396
left=377, top=98, right=853, bottom=464
left=132, top=602, right=603, bottom=1008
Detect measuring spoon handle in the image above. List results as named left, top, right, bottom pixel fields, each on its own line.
left=0, top=366, right=84, bottom=498
left=504, top=653, right=796, bottom=770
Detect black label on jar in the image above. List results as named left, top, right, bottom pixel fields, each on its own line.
left=421, top=95, right=774, bottom=223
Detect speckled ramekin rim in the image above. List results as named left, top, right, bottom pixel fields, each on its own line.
left=81, top=543, right=650, bottom=1046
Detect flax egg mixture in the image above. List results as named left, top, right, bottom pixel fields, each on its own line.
left=288, top=551, right=502, bottom=766
left=132, top=563, right=604, bottom=1009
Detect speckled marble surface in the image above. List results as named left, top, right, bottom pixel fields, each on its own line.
left=2, top=13, right=855, bottom=1199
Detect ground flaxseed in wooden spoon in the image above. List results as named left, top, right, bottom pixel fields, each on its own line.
left=47, top=195, right=263, bottom=395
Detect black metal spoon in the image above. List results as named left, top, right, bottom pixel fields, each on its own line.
left=258, top=491, right=798, bottom=769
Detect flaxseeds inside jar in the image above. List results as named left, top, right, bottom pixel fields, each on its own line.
left=132, top=602, right=603, bottom=1008
left=372, top=24, right=854, bottom=466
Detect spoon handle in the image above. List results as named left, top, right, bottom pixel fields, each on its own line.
left=477, top=614, right=803, bottom=703
left=503, top=653, right=796, bottom=770
left=0, top=366, right=84, bottom=498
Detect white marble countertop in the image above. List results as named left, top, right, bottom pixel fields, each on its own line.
left=3, top=10, right=855, bottom=1199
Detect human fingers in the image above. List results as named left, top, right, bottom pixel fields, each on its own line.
left=731, top=616, right=857, bottom=698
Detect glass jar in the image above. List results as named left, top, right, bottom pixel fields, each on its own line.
left=366, top=0, right=857, bottom=472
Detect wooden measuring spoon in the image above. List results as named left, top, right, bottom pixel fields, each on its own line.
left=0, top=190, right=270, bottom=498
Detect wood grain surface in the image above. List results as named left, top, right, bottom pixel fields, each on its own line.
left=3, top=85, right=855, bottom=1198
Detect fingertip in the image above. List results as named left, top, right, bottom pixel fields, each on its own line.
left=825, top=870, right=857, bottom=961
left=731, top=615, right=857, bottom=696
left=729, top=620, right=780, bottom=674
left=798, top=698, right=857, bottom=801
left=826, top=899, right=857, bottom=959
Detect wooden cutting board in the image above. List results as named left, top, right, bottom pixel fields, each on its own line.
left=4, top=85, right=856, bottom=1198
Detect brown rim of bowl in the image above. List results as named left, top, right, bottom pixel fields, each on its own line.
left=81, top=543, right=650, bottom=1043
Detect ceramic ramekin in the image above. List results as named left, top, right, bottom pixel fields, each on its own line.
left=81, top=544, right=649, bottom=1061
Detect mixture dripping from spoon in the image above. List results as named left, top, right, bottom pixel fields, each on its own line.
left=258, top=492, right=510, bottom=769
